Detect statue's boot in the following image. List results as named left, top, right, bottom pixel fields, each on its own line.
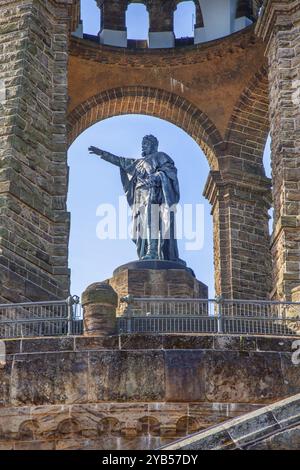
left=142, top=239, right=159, bottom=260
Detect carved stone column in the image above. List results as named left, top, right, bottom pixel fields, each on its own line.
left=204, top=171, right=272, bottom=300
left=256, top=0, right=300, bottom=299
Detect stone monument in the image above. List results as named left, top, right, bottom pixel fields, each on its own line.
left=85, top=135, right=208, bottom=326
left=89, top=134, right=183, bottom=263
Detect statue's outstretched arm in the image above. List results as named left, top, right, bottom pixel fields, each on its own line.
left=89, top=146, right=136, bottom=169
left=88, top=146, right=122, bottom=167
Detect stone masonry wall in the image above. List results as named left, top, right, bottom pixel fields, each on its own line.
left=0, top=333, right=299, bottom=449
left=204, top=171, right=272, bottom=299
left=0, top=0, right=276, bottom=302
left=0, top=0, right=71, bottom=302
left=257, top=0, right=300, bottom=300
left=1, top=334, right=299, bottom=407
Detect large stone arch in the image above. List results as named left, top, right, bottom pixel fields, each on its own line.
left=67, top=86, right=222, bottom=171
left=0, top=0, right=276, bottom=303
left=225, top=65, right=270, bottom=176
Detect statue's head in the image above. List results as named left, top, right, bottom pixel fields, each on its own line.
left=142, top=135, right=159, bottom=156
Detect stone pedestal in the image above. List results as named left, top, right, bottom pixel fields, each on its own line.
left=82, top=282, right=118, bottom=336
left=109, top=260, right=208, bottom=316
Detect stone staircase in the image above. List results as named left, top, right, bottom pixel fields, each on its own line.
left=162, top=393, right=300, bottom=450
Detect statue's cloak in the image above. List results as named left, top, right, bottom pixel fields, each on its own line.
left=118, top=152, right=180, bottom=261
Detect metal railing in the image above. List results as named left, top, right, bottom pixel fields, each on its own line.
left=118, top=297, right=300, bottom=336
left=1, top=296, right=300, bottom=339
left=0, top=296, right=83, bottom=339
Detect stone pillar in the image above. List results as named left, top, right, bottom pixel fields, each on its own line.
left=256, top=0, right=300, bottom=300
left=148, top=0, right=175, bottom=49
left=0, top=0, right=71, bottom=302
left=204, top=171, right=272, bottom=300
left=234, top=0, right=254, bottom=33
left=194, top=0, right=205, bottom=44
left=82, top=282, right=118, bottom=336
left=96, top=0, right=128, bottom=47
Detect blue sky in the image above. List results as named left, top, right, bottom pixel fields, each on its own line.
left=68, top=2, right=271, bottom=299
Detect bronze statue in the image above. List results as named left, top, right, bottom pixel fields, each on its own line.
left=89, top=135, right=181, bottom=262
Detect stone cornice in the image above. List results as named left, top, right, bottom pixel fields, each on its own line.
left=256, top=0, right=300, bottom=54
left=69, top=25, right=263, bottom=68
left=203, top=170, right=272, bottom=208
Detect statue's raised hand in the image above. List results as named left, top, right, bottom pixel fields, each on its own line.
left=88, top=146, right=104, bottom=157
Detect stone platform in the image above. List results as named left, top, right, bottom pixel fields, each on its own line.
left=0, top=333, right=299, bottom=450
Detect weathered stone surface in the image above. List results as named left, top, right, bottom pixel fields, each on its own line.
left=213, top=335, right=258, bottom=352
left=0, top=0, right=71, bottom=302
left=248, top=425, right=300, bottom=450
left=21, top=337, right=74, bottom=354
left=256, top=0, right=300, bottom=300
left=120, top=334, right=164, bottom=350
left=226, top=410, right=280, bottom=446
left=82, top=282, right=118, bottom=336
left=0, top=399, right=259, bottom=451
left=88, top=351, right=165, bottom=402
left=75, top=335, right=119, bottom=351
left=110, top=267, right=208, bottom=316
left=3, top=340, right=21, bottom=356
left=163, top=335, right=213, bottom=350
left=164, top=393, right=300, bottom=450
left=280, top=353, right=300, bottom=396
left=188, top=402, right=260, bottom=431
left=204, top=171, right=272, bottom=300
left=0, top=333, right=299, bottom=406
left=165, top=350, right=206, bottom=402
left=205, top=351, right=287, bottom=403
left=10, top=353, right=89, bottom=406
left=0, top=359, right=12, bottom=407
left=0, top=331, right=299, bottom=450
left=256, top=336, right=295, bottom=353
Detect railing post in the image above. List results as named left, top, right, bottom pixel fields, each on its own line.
left=216, top=296, right=224, bottom=334
left=66, top=296, right=73, bottom=336
left=127, top=318, right=132, bottom=334
left=120, top=295, right=134, bottom=334
left=66, top=295, right=80, bottom=336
